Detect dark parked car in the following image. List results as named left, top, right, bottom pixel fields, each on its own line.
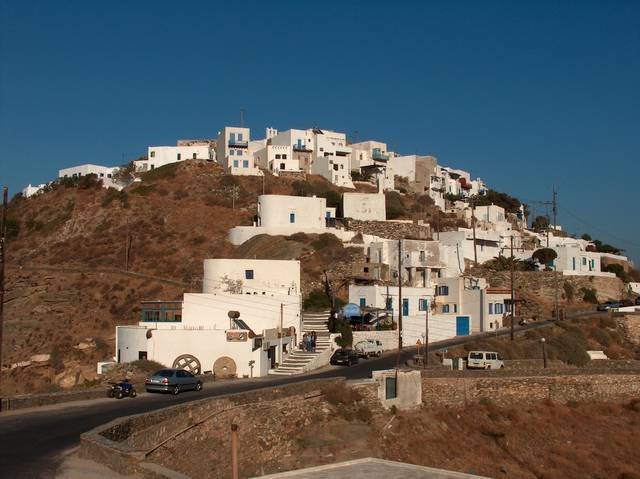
left=330, top=349, right=360, bottom=366
left=145, top=368, right=203, bottom=395
left=597, top=301, right=621, bottom=311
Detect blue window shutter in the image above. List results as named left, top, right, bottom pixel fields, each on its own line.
left=289, top=213, right=295, bottom=223
left=489, top=303, right=494, bottom=314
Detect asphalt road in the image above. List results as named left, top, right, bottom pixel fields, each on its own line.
left=0, top=315, right=596, bottom=478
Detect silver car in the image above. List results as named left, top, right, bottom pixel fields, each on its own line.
left=145, top=368, right=203, bottom=395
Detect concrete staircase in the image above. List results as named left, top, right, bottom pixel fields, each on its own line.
left=270, top=311, right=332, bottom=376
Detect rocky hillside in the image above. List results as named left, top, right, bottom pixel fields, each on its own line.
left=1, top=162, right=378, bottom=393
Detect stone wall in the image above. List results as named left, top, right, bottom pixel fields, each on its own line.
left=421, top=373, right=640, bottom=408
left=344, top=219, right=431, bottom=241
left=617, top=313, right=640, bottom=345
left=471, top=269, right=625, bottom=313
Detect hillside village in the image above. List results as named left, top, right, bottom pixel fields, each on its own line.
left=4, top=124, right=640, bottom=392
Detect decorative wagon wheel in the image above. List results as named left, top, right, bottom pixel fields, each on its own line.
left=172, top=354, right=202, bottom=375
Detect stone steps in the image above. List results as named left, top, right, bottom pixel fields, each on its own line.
left=269, top=311, right=333, bottom=376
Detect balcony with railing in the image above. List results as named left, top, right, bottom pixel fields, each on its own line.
left=293, top=143, right=312, bottom=152
left=372, top=148, right=389, bottom=161
left=228, top=138, right=249, bottom=148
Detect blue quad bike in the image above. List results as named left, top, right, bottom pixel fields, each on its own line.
left=107, top=380, right=137, bottom=399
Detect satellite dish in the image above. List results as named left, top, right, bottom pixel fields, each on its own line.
left=228, top=310, right=240, bottom=319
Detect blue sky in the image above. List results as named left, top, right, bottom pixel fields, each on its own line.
left=1, top=0, right=639, bottom=262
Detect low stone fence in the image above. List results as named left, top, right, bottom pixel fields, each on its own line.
left=421, top=373, right=640, bottom=408
left=80, top=378, right=343, bottom=476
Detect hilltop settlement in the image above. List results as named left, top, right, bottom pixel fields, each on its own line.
left=5, top=123, right=640, bottom=387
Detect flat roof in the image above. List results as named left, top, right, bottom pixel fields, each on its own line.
left=254, top=458, right=490, bottom=479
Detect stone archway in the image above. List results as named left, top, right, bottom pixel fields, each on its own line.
left=213, top=356, right=237, bottom=378
left=172, top=354, right=202, bottom=375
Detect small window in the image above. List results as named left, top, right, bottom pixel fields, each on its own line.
left=150, top=151, right=155, bottom=157
left=489, top=303, right=494, bottom=314
left=138, top=351, right=147, bottom=360
left=233, top=160, right=239, bottom=168
left=193, top=153, right=197, bottom=159
left=419, top=251, right=425, bottom=261
left=363, top=267, right=369, bottom=273
left=177, top=153, right=181, bottom=161
left=243, top=160, right=249, bottom=168
left=453, top=304, right=458, bottom=313
left=230, top=149, right=235, bottom=156
left=282, top=154, right=287, bottom=159
left=280, top=163, right=285, bottom=170
left=419, top=299, right=428, bottom=311
left=99, top=173, right=104, bottom=177
left=238, top=133, right=243, bottom=141
left=443, top=304, right=450, bottom=313
left=245, top=270, right=254, bottom=280
left=360, top=298, right=366, bottom=307
left=107, top=174, right=112, bottom=178
left=289, top=213, right=295, bottom=223
left=275, top=154, right=281, bottom=159
left=437, top=285, right=449, bottom=296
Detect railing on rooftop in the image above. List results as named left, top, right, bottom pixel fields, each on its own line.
left=141, top=301, right=183, bottom=322
left=293, top=143, right=312, bottom=152
left=228, top=139, right=249, bottom=147
left=372, top=149, right=389, bottom=161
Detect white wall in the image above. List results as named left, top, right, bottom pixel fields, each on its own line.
left=181, top=293, right=301, bottom=334
left=343, top=193, right=386, bottom=221
left=259, top=195, right=326, bottom=229
left=203, top=258, right=301, bottom=295
left=137, top=145, right=211, bottom=172
left=402, top=314, right=457, bottom=346
left=254, top=145, right=298, bottom=175
left=22, top=183, right=46, bottom=198
left=116, top=325, right=289, bottom=378
left=58, top=164, right=124, bottom=190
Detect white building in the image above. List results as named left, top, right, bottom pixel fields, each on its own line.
left=135, top=144, right=212, bottom=172
left=115, top=259, right=302, bottom=378
left=366, top=239, right=461, bottom=286
left=342, top=192, right=386, bottom=221
left=433, top=276, right=511, bottom=333
left=310, top=129, right=354, bottom=188
left=269, top=128, right=316, bottom=174
left=254, top=144, right=299, bottom=175
left=217, top=126, right=262, bottom=176
left=551, top=244, right=614, bottom=277
left=58, top=164, right=124, bottom=190
left=229, top=194, right=339, bottom=245
left=349, top=140, right=390, bottom=171
left=22, top=183, right=47, bottom=198
left=438, top=229, right=503, bottom=266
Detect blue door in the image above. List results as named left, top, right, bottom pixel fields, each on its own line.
left=402, top=298, right=409, bottom=316
left=359, top=298, right=366, bottom=307
left=456, top=316, right=470, bottom=336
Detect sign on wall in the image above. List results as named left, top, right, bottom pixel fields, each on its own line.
left=226, top=331, right=248, bottom=342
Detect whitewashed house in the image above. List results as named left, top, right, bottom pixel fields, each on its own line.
left=21, top=183, right=47, bottom=198
left=115, top=259, right=301, bottom=378
left=268, top=128, right=316, bottom=174
left=342, top=192, right=386, bottom=221
left=135, top=144, right=213, bottom=172
left=229, top=194, right=338, bottom=245
left=310, top=129, right=354, bottom=188
left=217, top=126, right=262, bottom=176
left=254, top=144, right=299, bottom=175
left=58, top=164, right=124, bottom=190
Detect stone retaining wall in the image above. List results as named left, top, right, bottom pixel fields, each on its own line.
left=421, top=373, right=640, bottom=408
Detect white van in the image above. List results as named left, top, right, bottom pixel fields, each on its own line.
left=467, top=351, right=504, bottom=370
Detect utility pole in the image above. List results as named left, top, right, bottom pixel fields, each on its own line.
left=397, top=239, right=403, bottom=350
left=279, top=303, right=283, bottom=366
left=510, top=235, right=515, bottom=341
left=552, top=186, right=558, bottom=232
left=424, top=298, right=429, bottom=369
left=554, top=262, right=560, bottom=320
left=471, top=198, right=478, bottom=267
left=0, top=187, right=7, bottom=407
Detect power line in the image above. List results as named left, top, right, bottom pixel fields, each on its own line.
left=562, top=206, right=640, bottom=250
